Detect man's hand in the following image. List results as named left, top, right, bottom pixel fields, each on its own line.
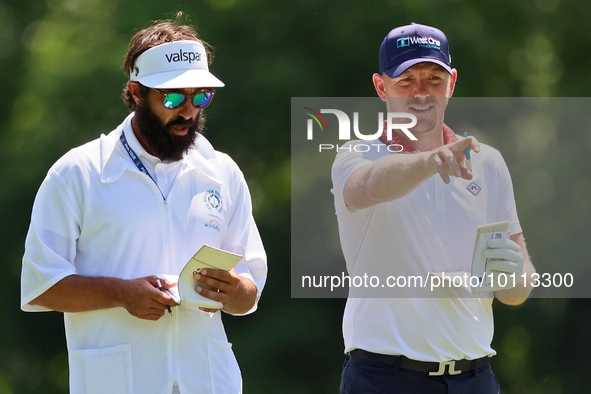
left=193, top=269, right=257, bottom=314
left=425, top=136, right=480, bottom=184
left=494, top=233, right=536, bottom=305
left=119, top=276, right=179, bottom=321
left=483, top=238, right=525, bottom=290
left=30, top=274, right=179, bottom=320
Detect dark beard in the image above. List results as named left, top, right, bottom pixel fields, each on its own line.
left=134, top=101, right=206, bottom=162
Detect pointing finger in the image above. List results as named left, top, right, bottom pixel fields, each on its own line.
left=432, top=153, right=450, bottom=184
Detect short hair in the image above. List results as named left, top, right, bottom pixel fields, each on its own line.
left=121, top=12, right=214, bottom=111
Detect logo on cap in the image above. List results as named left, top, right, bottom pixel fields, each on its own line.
left=134, top=66, right=139, bottom=77
left=165, top=49, right=201, bottom=64
left=397, top=38, right=410, bottom=48
left=397, top=36, right=441, bottom=50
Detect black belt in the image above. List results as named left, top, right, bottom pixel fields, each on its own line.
left=349, top=349, right=489, bottom=376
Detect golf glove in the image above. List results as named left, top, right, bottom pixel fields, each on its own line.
left=482, top=238, right=524, bottom=289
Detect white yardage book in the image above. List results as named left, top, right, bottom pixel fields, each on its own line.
left=470, top=221, right=510, bottom=293
left=164, top=245, right=243, bottom=309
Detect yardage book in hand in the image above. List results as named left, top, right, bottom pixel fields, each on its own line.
left=471, top=221, right=510, bottom=293
left=164, top=245, right=243, bottom=309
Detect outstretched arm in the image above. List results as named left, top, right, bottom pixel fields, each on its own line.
left=344, top=137, right=480, bottom=210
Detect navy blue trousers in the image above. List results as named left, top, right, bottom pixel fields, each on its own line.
left=340, top=357, right=500, bottom=394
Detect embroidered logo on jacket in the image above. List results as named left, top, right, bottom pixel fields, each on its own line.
left=204, top=190, right=223, bottom=212
left=204, top=219, right=221, bottom=232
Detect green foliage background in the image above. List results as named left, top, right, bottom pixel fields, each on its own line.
left=1, top=0, right=590, bottom=392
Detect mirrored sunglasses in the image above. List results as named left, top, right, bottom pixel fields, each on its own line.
left=149, top=87, right=215, bottom=109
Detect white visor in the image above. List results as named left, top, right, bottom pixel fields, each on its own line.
left=129, top=40, right=225, bottom=89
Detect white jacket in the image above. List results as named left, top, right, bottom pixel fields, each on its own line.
left=21, top=114, right=267, bottom=394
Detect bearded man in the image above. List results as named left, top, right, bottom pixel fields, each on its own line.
left=20, top=16, right=267, bottom=394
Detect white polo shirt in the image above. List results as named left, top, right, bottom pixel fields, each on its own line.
left=21, top=113, right=267, bottom=394
left=331, top=138, right=521, bottom=362
left=123, top=126, right=183, bottom=200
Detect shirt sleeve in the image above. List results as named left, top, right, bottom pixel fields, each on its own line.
left=494, top=151, right=522, bottom=236
left=218, top=157, right=267, bottom=316
left=330, top=141, right=377, bottom=215
left=21, top=168, right=81, bottom=312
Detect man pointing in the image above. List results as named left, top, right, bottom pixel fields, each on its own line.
left=333, top=23, right=535, bottom=393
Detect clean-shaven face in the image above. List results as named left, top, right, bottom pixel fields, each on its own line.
left=378, top=63, right=456, bottom=137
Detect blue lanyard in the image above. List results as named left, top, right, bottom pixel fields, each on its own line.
left=120, top=130, right=166, bottom=201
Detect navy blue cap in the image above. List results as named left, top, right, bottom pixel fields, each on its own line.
left=379, top=23, right=452, bottom=78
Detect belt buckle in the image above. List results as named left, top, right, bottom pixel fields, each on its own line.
left=429, top=360, right=462, bottom=376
